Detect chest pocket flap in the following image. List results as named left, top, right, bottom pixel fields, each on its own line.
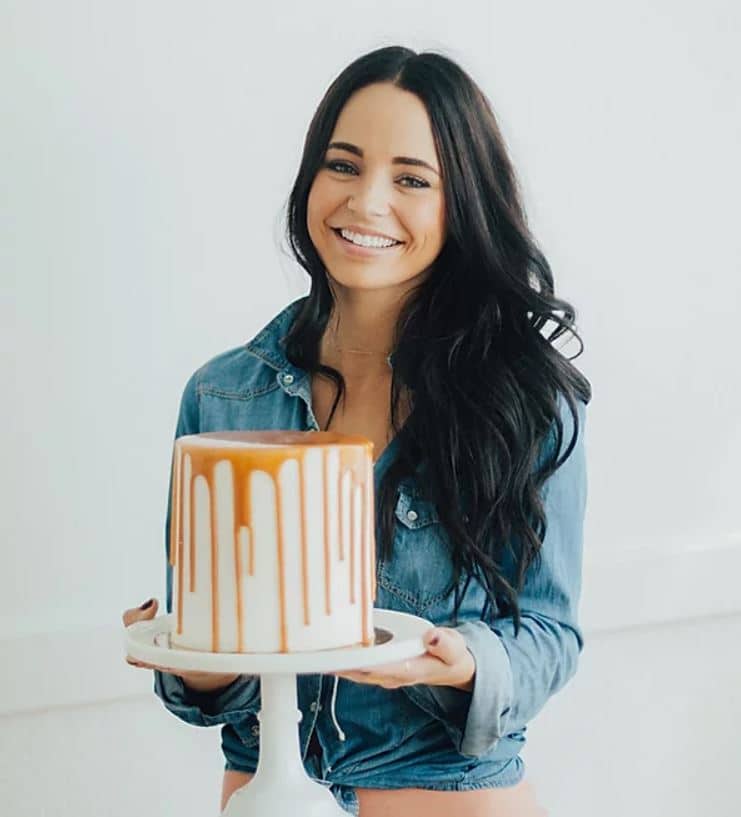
left=393, top=489, right=440, bottom=528
left=377, top=485, right=462, bottom=616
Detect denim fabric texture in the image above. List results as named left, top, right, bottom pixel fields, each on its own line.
left=153, top=295, right=588, bottom=796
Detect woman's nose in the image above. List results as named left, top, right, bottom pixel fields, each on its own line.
left=347, top=175, right=392, bottom=216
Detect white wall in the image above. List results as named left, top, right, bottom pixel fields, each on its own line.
left=2, top=1, right=739, bottom=815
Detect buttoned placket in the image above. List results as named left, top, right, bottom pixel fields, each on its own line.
left=301, top=679, right=325, bottom=762
left=277, top=369, right=320, bottom=432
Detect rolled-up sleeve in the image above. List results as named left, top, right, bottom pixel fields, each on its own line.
left=152, top=369, right=260, bottom=725
left=416, top=394, right=588, bottom=758
left=154, top=671, right=261, bottom=727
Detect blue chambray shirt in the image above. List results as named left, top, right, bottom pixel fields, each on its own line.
left=153, top=295, right=588, bottom=793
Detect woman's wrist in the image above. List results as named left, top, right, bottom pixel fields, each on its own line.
left=452, top=675, right=474, bottom=692
left=451, top=650, right=476, bottom=692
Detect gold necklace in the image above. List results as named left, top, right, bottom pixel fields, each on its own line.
left=326, top=336, right=392, bottom=356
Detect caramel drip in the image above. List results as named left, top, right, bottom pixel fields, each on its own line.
left=246, top=474, right=254, bottom=575
left=361, top=461, right=370, bottom=643
left=349, top=475, right=356, bottom=605
left=184, top=451, right=232, bottom=651
left=231, top=472, right=244, bottom=652
left=169, top=448, right=182, bottom=568
left=181, top=455, right=192, bottom=592
left=274, top=474, right=288, bottom=651
left=229, top=462, right=256, bottom=647
left=168, top=454, right=176, bottom=568
left=371, top=472, right=377, bottom=604
left=322, top=449, right=331, bottom=615
left=189, top=467, right=196, bottom=593
left=176, top=454, right=194, bottom=635
left=169, top=430, right=373, bottom=653
left=337, top=452, right=344, bottom=562
left=207, top=472, right=219, bottom=650
left=170, top=448, right=184, bottom=635
left=298, top=454, right=310, bottom=626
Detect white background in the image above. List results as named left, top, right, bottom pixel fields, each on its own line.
left=1, top=2, right=739, bottom=815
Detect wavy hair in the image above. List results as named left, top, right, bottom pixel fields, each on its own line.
left=282, top=45, right=591, bottom=635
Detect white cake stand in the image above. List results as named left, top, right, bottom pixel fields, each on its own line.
left=125, top=609, right=431, bottom=816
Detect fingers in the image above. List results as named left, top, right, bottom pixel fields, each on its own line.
left=123, top=599, right=162, bottom=672
left=126, top=657, right=152, bottom=669
left=423, top=627, right=464, bottom=665
left=125, top=655, right=178, bottom=673
left=335, top=657, right=418, bottom=689
left=424, top=627, right=475, bottom=688
left=122, top=598, right=159, bottom=627
left=335, top=671, right=404, bottom=689
left=334, top=629, right=472, bottom=690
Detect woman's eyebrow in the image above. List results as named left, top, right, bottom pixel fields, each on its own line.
left=326, top=141, right=440, bottom=176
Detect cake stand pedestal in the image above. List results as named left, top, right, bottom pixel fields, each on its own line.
left=125, top=609, right=431, bottom=817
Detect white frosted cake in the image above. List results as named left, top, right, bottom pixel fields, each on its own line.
left=168, top=430, right=376, bottom=654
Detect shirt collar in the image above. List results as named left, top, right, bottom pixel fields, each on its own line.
left=243, top=295, right=308, bottom=373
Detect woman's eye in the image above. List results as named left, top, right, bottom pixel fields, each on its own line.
left=399, top=175, right=429, bottom=189
left=323, top=160, right=429, bottom=189
left=324, top=160, right=356, bottom=174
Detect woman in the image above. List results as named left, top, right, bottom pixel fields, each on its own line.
left=123, top=45, right=590, bottom=816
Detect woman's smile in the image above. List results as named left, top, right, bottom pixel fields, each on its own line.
left=331, top=226, right=406, bottom=259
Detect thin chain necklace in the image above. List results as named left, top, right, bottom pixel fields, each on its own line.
left=326, top=335, right=392, bottom=358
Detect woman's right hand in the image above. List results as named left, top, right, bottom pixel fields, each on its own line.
left=123, top=598, right=242, bottom=694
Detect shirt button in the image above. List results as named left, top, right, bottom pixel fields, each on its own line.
left=282, top=373, right=294, bottom=384
left=251, top=724, right=260, bottom=737
left=309, top=701, right=321, bottom=713
left=406, top=509, right=418, bottom=522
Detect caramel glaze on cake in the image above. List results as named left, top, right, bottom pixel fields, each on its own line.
left=168, top=430, right=376, bottom=653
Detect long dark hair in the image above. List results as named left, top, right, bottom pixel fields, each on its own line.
left=282, top=45, right=591, bottom=635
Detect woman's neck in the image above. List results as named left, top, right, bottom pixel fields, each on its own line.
left=319, top=302, right=397, bottom=382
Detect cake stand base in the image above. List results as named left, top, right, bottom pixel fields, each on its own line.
left=125, top=609, right=432, bottom=817
left=222, top=673, right=345, bottom=817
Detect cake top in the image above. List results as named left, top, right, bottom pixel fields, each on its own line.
left=176, top=430, right=373, bottom=452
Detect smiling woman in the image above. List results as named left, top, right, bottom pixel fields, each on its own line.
left=306, top=82, right=447, bottom=293
left=133, top=44, right=591, bottom=817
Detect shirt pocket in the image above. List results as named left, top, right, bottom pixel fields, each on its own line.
left=375, top=490, right=463, bottom=622
left=198, top=385, right=286, bottom=431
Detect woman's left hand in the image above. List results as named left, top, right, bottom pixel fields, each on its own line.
left=331, top=627, right=476, bottom=691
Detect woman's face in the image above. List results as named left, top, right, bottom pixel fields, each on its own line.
left=307, top=82, right=446, bottom=293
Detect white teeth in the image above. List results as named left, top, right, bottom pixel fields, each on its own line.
left=340, top=228, right=398, bottom=248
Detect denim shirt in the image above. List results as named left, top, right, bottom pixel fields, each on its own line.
left=153, top=295, right=588, bottom=794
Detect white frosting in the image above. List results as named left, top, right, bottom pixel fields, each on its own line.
left=170, top=444, right=374, bottom=654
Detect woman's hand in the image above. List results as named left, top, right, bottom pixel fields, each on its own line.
left=332, top=627, right=476, bottom=692
left=122, top=598, right=242, bottom=693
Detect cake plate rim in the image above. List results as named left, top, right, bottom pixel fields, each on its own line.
left=124, top=608, right=432, bottom=674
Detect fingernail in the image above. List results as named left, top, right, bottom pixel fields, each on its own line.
left=139, top=599, right=154, bottom=610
